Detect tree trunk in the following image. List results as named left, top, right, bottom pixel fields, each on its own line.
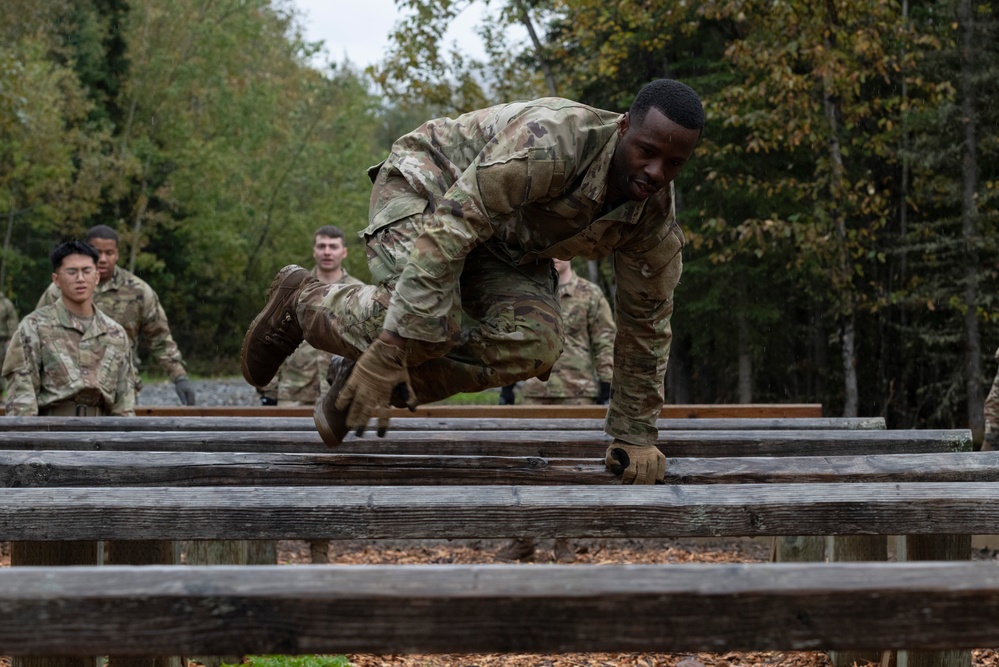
left=958, top=0, right=983, bottom=444
left=738, top=305, right=752, bottom=403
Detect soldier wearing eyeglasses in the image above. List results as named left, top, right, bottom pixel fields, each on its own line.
left=3, top=240, right=135, bottom=416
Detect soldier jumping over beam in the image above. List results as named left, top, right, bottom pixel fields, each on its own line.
left=240, top=78, right=704, bottom=485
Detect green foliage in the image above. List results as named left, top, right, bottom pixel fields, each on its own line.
left=234, top=655, right=353, bottom=667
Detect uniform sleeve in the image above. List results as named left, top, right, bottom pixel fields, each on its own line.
left=137, top=283, right=188, bottom=381
left=605, top=193, right=684, bottom=447
left=985, top=347, right=999, bottom=447
left=109, top=340, right=136, bottom=417
left=1, top=301, right=19, bottom=342
left=588, top=289, right=616, bottom=384
left=2, top=323, right=41, bottom=417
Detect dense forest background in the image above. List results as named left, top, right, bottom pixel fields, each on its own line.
left=1, top=0, right=996, bottom=438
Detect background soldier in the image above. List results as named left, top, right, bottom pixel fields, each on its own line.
left=984, top=345, right=999, bottom=451
left=259, top=225, right=365, bottom=408
left=0, top=293, right=19, bottom=392
left=5, top=239, right=134, bottom=417
left=36, top=225, right=196, bottom=405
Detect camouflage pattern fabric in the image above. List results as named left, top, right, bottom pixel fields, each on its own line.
left=523, top=272, right=615, bottom=401
left=2, top=299, right=135, bottom=416
left=37, top=265, right=188, bottom=383
left=275, top=269, right=365, bottom=406
left=0, top=295, right=19, bottom=385
left=985, top=345, right=999, bottom=450
left=300, top=98, right=683, bottom=446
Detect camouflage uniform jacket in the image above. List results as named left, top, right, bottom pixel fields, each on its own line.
left=38, top=265, right=188, bottom=381
left=367, top=97, right=683, bottom=446
left=523, top=272, right=615, bottom=399
left=2, top=299, right=135, bottom=416
left=0, top=295, right=18, bottom=360
left=274, top=269, right=366, bottom=405
left=985, top=345, right=999, bottom=449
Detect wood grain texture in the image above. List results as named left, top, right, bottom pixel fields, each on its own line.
left=1, top=482, right=997, bottom=540
left=0, top=429, right=970, bottom=456
left=1, top=563, right=998, bottom=654
left=0, top=451, right=995, bottom=487
left=0, top=416, right=884, bottom=432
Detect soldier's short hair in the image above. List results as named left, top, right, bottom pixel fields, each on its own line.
left=85, top=225, right=120, bottom=245
left=51, top=240, right=99, bottom=270
left=630, top=79, right=704, bottom=132
left=314, top=225, right=346, bottom=242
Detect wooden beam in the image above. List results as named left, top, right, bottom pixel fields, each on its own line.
left=122, top=403, right=825, bottom=419
left=1, top=451, right=996, bottom=488
left=1, top=483, right=997, bottom=540
left=0, top=429, right=970, bottom=456
left=0, top=415, right=884, bottom=432
left=1, top=563, right=998, bottom=654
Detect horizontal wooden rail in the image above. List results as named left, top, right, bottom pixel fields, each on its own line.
left=1, top=483, right=996, bottom=540
left=125, top=403, right=825, bottom=419
left=0, top=415, right=882, bottom=432
left=0, top=428, right=970, bottom=456
left=1, top=563, right=998, bottom=654
left=2, top=451, right=995, bottom=487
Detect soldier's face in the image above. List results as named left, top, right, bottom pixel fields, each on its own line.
left=313, top=235, right=347, bottom=272
left=52, top=254, right=100, bottom=306
left=89, top=238, right=119, bottom=283
left=608, top=108, right=699, bottom=203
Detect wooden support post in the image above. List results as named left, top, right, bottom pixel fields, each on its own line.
left=828, top=535, right=889, bottom=667
left=11, top=541, right=101, bottom=667
left=899, top=534, right=972, bottom=667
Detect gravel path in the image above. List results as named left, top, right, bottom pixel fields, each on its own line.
left=137, top=378, right=260, bottom=407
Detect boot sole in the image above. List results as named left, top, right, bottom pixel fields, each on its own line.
left=240, top=265, right=311, bottom=387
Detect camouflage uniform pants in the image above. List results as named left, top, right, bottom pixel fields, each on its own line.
left=297, top=212, right=563, bottom=405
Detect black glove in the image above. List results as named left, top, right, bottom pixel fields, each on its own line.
left=596, top=381, right=611, bottom=405
left=174, top=377, right=196, bottom=405
left=499, top=384, right=516, bottom=405
left=260, top=395, right=278, bottom=406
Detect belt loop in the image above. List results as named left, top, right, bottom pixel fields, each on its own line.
left=76, top=404, right=87, bottom=417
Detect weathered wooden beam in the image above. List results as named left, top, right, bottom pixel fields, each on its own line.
left=1, top=483, right=997, bottom=540
left=0, top=429, right=970, bottom=456
left=123, top=403, right=826, bottom=419
left=0, top=416, right=884, bottom=432
left=1, top=451, right=995, bottom=488
left=1, top=563, right=998, bottom=654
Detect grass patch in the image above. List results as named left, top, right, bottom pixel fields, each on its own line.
left=232, top=655, right=354, bottom=667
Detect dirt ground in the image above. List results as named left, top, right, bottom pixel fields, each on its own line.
left=4, top=538, right=999, bottom=667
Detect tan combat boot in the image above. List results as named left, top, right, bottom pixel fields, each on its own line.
left=314, top=354, right=355, bottom=447
left=241, top=265, right=316, bottom=388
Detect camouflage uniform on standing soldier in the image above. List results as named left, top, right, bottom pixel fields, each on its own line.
left=241, top=79, right=704, bottom=487
left=36, top=225, right=196, bottom=406
left=5, top=240, right=134, bottom=417
left=984, top=345, right=999, bottom=451
left=0, top=294, right=19, bottom=393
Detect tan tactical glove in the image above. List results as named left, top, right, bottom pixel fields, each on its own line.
left=334, top=339, right=417, bottom=437
left=604, top=440, right=666, bottom=484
